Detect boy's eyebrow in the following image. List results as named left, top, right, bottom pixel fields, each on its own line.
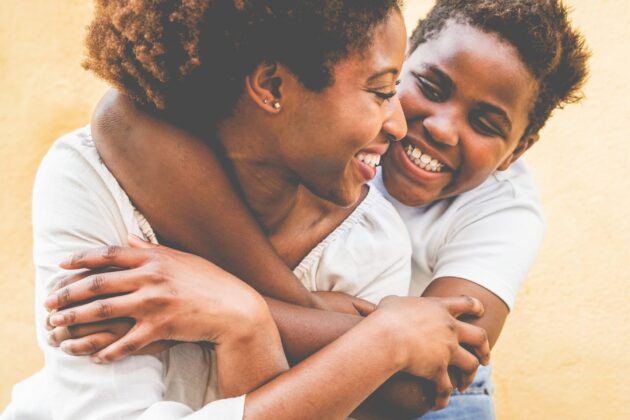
left=422, top=64, right=513, bottom=133
left=476, top=102, right=513, bottom=133
left=422, top=64, right=454, bottom=92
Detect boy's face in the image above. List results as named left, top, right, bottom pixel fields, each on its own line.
left=382, top=21, right=539, bottom=206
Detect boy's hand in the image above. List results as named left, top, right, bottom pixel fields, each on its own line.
left=311, top=291, right=376, bottom=316
left=44, top=235, right=269, bottom=363
left=47, top=318, right=174, bottom=356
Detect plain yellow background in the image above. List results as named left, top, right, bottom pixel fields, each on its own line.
left=1, top=1, right=628, bottom=418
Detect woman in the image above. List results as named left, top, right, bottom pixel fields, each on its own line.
left=3, top=1, right=490, bottom=419
left=47, top=0, right=589, bottom=418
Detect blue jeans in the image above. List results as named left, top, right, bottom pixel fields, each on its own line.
left=419, top=365, right=495, bottom=420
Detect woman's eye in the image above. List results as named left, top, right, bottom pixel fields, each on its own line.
left=416, top=76, right=444, bottom=102
left=373, top=90, right=397, bottom=102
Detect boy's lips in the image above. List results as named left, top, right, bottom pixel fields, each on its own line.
left=391, top=140, right=451, bottom=183
left=400, top=136, right=455, bottom=172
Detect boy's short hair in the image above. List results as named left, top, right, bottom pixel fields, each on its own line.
left=409, top=0, right=590, bottom=139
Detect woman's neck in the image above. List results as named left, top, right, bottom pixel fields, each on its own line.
left=217, top=118, right=321, bottom=235
left=217, top=119, right=358, bottom=268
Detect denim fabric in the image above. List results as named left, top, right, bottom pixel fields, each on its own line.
left=419, top=365, right=495, bottom=420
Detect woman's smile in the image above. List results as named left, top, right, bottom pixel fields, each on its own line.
left=354, top=143, right=390, bottom=181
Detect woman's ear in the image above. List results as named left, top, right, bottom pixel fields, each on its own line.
left=245, top=61, right=283, bottom=113
left=498, top=132, right=540, bottom=171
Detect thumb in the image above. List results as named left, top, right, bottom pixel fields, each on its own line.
left=352, top=297, right=377, bottom=317
left=127, top=233, right=159, bottom=249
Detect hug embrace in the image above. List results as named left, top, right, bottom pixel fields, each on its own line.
left=3, top=0, right=589, bottom=419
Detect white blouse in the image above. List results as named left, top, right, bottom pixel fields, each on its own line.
left=3, top=126, right=411, bottom=419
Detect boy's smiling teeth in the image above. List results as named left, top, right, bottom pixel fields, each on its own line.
left=404, top=143, right=446, bottom=172
left=356, top=152, right=381, bottom=169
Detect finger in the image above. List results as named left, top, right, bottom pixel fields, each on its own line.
left=45, top=310, right=58, bottom=331
left=60, top=332, right=119, bottom=356
left=352, top=297, right=376, bottom=317
left=48, top=295, right=137, bottom=327
left=45, top=269, right=143, bottom=311
left=47, top=319, right=135, bottom=347
left=443, top=295, right=484, bottom=318
left=91, top=324, right=155, bottom=364
left=59, top=245, right=150, bottom=270
left=449, top=348, right=481, bottom=391
left=51, top=270, right=93, bottom=293
left=432, top=369, right=453, bottom=411
left=133, top=340, right=176, bottom=356
left=128, top=234, right=159, bottom=249
left=456, top=321, right=490, bottom=366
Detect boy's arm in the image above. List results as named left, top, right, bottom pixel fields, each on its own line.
left=418, top=167, right=545, bottom=349
left=92, top=90, right=318, bottom=309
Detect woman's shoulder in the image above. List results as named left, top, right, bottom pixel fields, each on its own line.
left=33, top=125, right=155, bottom=249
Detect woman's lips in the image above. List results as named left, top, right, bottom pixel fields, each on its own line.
left=355, top=154, right=378, bottom=181
left=354, top=144, right=389, bottom=181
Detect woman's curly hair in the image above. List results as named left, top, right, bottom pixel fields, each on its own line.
left=83, top=0, right=401, bottom=132
left=409, top=0, right=590, bottom=139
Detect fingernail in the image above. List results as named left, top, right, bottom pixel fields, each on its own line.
left=50, top=314, right=64, bottom=326
left=90, top=355, right=102, bottom=364
left=46, top=332, right=58, bottom=347
left=60, top=342, right=71, bottom=353
left=59, top=255, right=73, bottom=267
left=44, top=295, right=56, bottom=310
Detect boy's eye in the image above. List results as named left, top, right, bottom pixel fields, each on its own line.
left=470, top=115, right=505, bottom=138
left=416, top=75, right=446, bottom=102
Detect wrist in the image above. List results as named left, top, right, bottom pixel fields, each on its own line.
left=363, top=310, right=409, bottom=373
left=218, top=292, right=276, bottom=344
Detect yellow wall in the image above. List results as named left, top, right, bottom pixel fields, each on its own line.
left=1, top=1, right=628, bottom=418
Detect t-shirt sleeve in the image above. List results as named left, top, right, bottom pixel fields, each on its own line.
left=28, top=137, right=244, bottom=420
left=432, top=195, right=545, bottom=310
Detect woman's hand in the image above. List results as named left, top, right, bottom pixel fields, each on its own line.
left=371, top=295, right=490, bottom=410
left=45, top=235, right=270, bottom=363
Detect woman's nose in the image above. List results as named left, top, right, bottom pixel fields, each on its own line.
left=382, top=95, right=408, bottom=142
left=422, top=113, right=458, bottom=147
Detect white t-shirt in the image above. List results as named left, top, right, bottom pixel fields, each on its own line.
left=374, top=161, right=545, bottom=310
left=3, top=126, right=411, bottom=419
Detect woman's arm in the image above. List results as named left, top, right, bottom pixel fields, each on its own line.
left=47, top=242, right=490, bottom=416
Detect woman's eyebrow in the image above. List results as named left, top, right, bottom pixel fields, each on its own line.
left=367, top=67, right=399, bottom=82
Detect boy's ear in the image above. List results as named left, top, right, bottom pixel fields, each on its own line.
left=245, top=61, right=284, bottom=113
left=497, top=132, right=540, bottom=171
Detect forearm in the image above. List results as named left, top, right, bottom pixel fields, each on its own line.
left=265, top=297, right=434, bottom=417
left=92, top=91, right=316, bottom=308
left=244, top=311, right=405, bottom=420
left=215, top=303, right=289, bottom=398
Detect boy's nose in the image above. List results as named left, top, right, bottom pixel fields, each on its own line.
left=423, top=114, right=458, bottom=147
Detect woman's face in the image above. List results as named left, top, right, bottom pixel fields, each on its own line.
left=278, top=9, right=408, bottom=207
left=382, top=21, right=538, bottom=206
